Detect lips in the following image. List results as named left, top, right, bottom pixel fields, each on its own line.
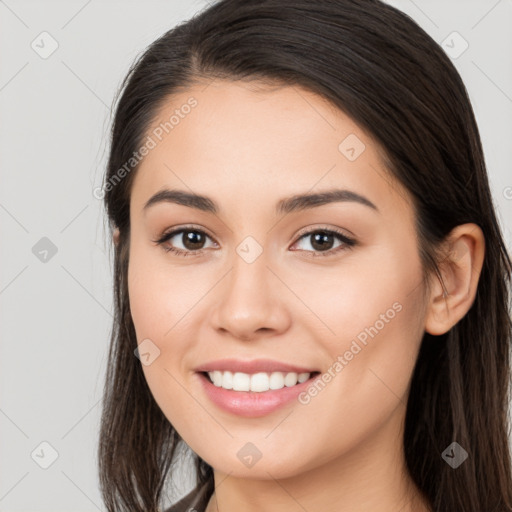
left=196, top=370, right=319, bottom=417
left=194, top=358, right=318, bottom=375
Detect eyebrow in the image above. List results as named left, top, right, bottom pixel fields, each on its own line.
left=143, top=188, right=379, bottom=215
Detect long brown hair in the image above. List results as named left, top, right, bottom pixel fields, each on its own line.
left=97, top=1, right=512, bottom=510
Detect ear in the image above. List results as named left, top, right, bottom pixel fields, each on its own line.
left=424, top=223, right=485, bottom=336
left=113, top=227, right=120, bottom=247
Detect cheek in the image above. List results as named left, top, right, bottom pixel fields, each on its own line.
left=128, top=250, right=203, bottom=432
left=300, top=240, right=426, bottom=402
left=284, top=282, right=426, bottom=473
left=290, top=244, right=424, bottom=348
left=127, top=241, right=202, bottom=342
left=127, top=242, right=210, bottom=406
left=297, top=254, right=426, bottom=435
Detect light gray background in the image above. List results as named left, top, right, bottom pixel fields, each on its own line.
left=1, top=1, right=511, bottom=510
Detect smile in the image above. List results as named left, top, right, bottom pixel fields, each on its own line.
left=206, top=370, right=313, bottom=392
left=197, top=370, right=321, bottom=418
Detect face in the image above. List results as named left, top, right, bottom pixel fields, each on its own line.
left=127, top=80, right=429, bottom=479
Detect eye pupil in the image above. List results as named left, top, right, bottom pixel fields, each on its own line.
left=311, top=231, right=334, bottom=251
left=183, top=230, right=205, bottom=250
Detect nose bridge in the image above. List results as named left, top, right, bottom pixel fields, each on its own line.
left=227, top=239, right=273, bottom=313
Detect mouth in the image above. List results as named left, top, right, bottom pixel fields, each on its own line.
left=199, top=370, right=321, bottom=393
left=196, top=370, right=322, bottom=418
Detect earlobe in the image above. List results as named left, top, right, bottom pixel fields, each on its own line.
left=424, top=223, right=485, bottom=336
left=113, top=227, right=120, bottom=247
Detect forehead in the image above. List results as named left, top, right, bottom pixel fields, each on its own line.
left=129, top=80, right=413, bottom=219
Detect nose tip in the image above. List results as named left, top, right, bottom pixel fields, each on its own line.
left=209, top=259, right=292, bottom=341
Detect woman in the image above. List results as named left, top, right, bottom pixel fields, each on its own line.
left=97, top=1, right=512, bottom=511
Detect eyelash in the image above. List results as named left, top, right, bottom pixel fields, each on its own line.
left=152, top=224, right=357, bottom=258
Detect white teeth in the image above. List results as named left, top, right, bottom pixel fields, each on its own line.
left=250, top=372, right=269, bottom=392
left=211, top=370, right=225, bottom=388
left=220, top=370, right=233, bottom=389
left=269, top=372, right=283, bottom=390
left=233, top=372, right=250, bottom=391
left=297, top=372, right=310, bottom=383
left=207, top=371, right=311, bottom=392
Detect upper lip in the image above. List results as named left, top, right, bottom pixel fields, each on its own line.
left=195, top=358, right=319, bottom=375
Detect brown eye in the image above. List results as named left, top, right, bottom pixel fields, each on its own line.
left=180, top=230, right=207, bottom=250
left=309, top=231, right=336, bottom=251
left=153, top=227, right=217, bottom=256
left=291, top=228, right=356, bottom=257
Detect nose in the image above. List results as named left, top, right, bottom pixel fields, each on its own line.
left=209, top=249, right=292, bottom=341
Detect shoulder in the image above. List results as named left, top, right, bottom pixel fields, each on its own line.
left=164, top=480, right=212, bottom=512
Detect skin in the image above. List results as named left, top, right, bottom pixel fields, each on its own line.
left=121, top=80, right=485, bottom=512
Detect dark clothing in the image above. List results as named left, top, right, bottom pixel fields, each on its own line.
left=164, top=481, right=212, bottom=512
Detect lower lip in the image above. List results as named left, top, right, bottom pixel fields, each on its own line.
left=196, top=371, right=319, bottom=418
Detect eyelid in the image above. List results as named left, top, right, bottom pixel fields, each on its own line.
left=156, top=223, right=354, bottom=242
left=293, top=223, right=355, bottom=240
left=155, top=224, right=218, bottom=244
